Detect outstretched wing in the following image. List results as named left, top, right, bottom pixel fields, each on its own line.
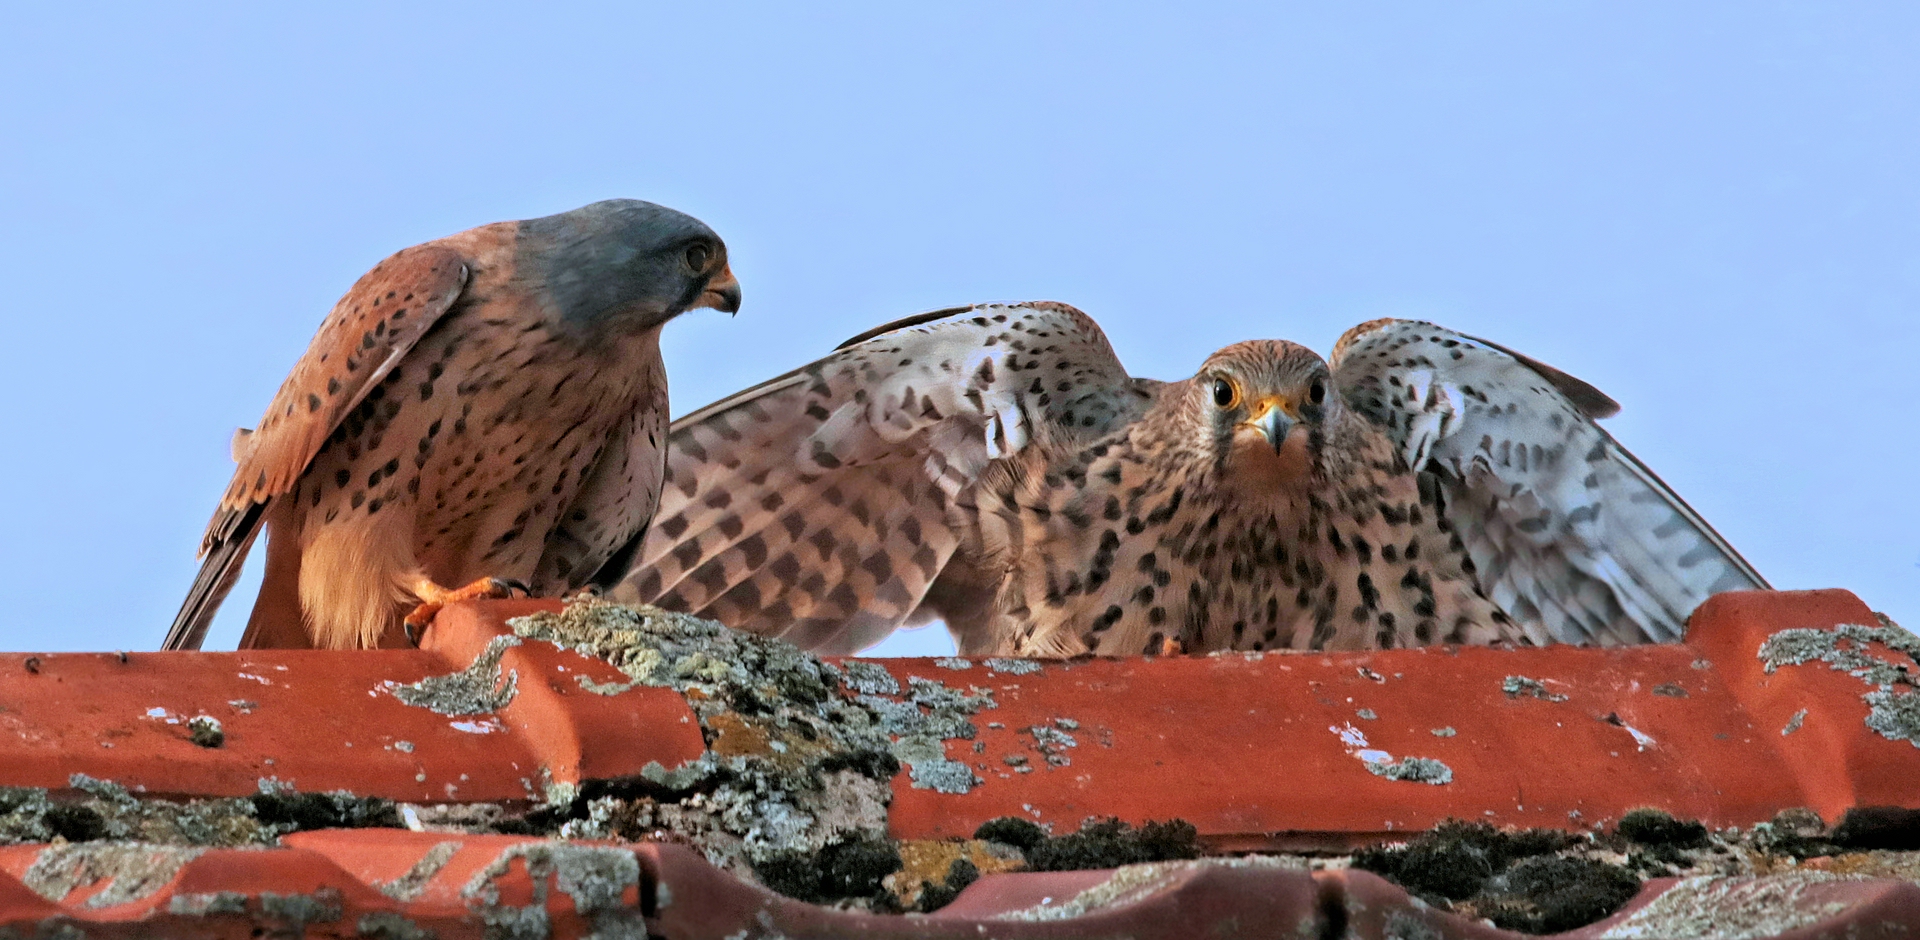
left=612, top=302, right=1145, bottom=653
left=162, top=245, right=470, bottom=650
left=1330, top=319, right=1767, bottom=645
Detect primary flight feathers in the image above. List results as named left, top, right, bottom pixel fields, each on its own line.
left=613, top=303, right=1765, bottom=655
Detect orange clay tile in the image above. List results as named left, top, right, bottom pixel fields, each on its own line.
left=876, top=589, right=1918, bottom=848
left=1, top=588, right=1918, bottom=938
left=0, top=599, right=702, bottom=803
left=6, top=590, right=1905, bottom=840
left=0, top=834, right=1916, bottom=938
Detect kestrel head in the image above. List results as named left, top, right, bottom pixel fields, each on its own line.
left=1190, top=340, right=1335, bottom=486
left=518, top=198, right=742, bottom=335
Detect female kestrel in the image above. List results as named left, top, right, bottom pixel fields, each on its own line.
left=613, top=303, right=1764, bottom=656
left=164, top=199, right=740, bottom=651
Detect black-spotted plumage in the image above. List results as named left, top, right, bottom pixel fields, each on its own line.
left=618, top=306, right=1766, bottom=652
left=1329, top=318, right=1768, bottom=644
left=615, top=304, right=1762, bottom=655
left=164, top=199, right=740, bottom=651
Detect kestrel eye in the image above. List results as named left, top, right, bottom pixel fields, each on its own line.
left=684, top=244, right=711, bottom=273
left=1211, top=378, right=1238, bottom=409
left=1309, top=380, right=1326, bottom=405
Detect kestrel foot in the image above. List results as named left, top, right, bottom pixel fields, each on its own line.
left=1157, top=635, right=1186, bottom=657
left=403, top=576, right=533, bottom=643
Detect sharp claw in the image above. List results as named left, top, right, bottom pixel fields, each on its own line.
left=402, top=603, right=441, bottom=646
left=491, top=578, right=533, bottom=598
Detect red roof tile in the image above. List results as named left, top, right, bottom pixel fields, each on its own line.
left=0, top=599, right=702, bottom=802
left=879, top=588, right=1913, bottom=846
left=0, top=588, right=1916, bottom=937
left=0, top=835, right=1917, bottom=938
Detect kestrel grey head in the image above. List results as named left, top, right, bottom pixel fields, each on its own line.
left=518, top=198, right=741, bottom=335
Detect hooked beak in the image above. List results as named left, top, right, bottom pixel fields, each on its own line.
left=1244, top=399, right=1294, bottom=454
left=697, top=263, right=742, bottom=315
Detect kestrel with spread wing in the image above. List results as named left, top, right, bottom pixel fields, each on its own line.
left=163, top=199, right=740, bottom=651
left=613, top=304, right=1765, bottom=656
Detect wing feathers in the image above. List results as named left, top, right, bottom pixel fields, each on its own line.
left=616, top=302, right=1137, bottom=652
left=163, top=245, right=470, bottom=650
left=217, top=245, right=469, bottom=530
left=1331, top=319, right=1765, bottom=645
left=160, top=502, right=265, bottom=651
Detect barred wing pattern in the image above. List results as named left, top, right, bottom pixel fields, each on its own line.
left=613, top=302, right=1142, bottom=653
left=1330, top=319, right=1767, bottom=645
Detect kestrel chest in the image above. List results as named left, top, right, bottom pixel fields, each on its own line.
left=996, top=445, right=1346, bottom=657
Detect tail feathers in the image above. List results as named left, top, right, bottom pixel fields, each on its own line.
left=162, top=502, right=266, bottom=651
left=238, top=503, right=314, bottom=649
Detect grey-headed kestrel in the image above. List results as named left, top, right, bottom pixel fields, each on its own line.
left=612, top=304, right=1766, bottom=656
left=162, top=199, right=741, bottom=651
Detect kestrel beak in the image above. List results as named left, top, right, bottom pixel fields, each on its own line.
left=1244, top=398, right=1295, bottom=454
left=698, top=263, right=742, bottom=315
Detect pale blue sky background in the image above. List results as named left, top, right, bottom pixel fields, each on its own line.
left=2, top=3, right=1914, bottom=654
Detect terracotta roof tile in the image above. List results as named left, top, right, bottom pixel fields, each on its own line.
left=1, top=837, right=1918, bottom=937
left=0, top=599, right=702, bottom=802
left=0, top=588, right=1916, bottom=937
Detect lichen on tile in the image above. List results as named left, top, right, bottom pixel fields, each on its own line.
left=983, top=657, right=1043, bottom=675
left=505, top=601, right=901, bottom=877
left=24, top=842, right=210, bottom=908
left=1365, top=756, right=1454, bottom=785
left=1503, top=675, right=1569, bottom=702
left=383, top=635, right=522, bottom=716
left=1596, top=871, right=1870, bottom=940
left=1760, top=616, right=1920, bottom=747
left=1025, top=723, right=1078, bottom=768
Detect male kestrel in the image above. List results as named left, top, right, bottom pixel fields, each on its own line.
left=163, top=199, right=740, bottom=651
left=612, top=303, right=1765, bottom=656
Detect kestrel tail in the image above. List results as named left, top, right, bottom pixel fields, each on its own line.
left=614, top=303, right=1765, bottom=656
left=163, top=199, right=741, bottom=651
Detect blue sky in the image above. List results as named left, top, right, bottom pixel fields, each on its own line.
left=2, top=3, right=1915, bottom=654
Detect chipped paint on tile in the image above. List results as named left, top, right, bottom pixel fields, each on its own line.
left=1330, top=722, right=1394, bottom=766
